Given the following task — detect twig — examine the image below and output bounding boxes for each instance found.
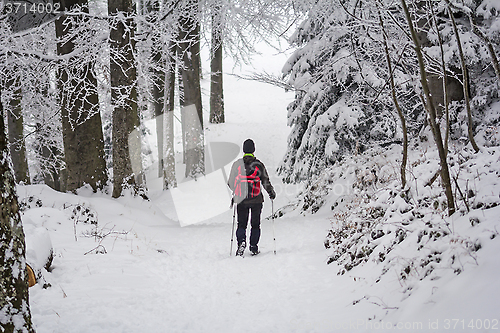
[84,244,107,255]
[228,72,303,92]
[425,169,441,187]
[60,285,68,298]
[452,173,470,213]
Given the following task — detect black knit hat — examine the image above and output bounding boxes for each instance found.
[243,139,255,153]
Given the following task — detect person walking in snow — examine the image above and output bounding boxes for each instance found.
[228,139,276,256]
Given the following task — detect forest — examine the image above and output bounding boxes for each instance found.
[1,0,499,331]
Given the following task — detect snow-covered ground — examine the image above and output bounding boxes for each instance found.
[20,45,500,332]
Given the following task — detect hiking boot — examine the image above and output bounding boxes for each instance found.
[236,241,246,256]
[250,245,259,256]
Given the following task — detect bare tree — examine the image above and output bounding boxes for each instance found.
[162,41,178,189]
[379,10,408,189]
[109,0,146,198]
[429,0,451,154]
[5,78,30,184]
[55,0,108,192]
[152,38,177,189]
[178,0,204,178]
[144,0,178,188]
[401,0,455,216]
[210,0,224,124]
[150,4,166,179]
[444,0,479,153]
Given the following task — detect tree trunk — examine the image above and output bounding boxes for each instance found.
[0,88,36,333]
[55,0,108,192]
[178,1,204,178]
[34,121,65,191]
[379,11,408,189]
[152,28,165,179]
[411,1,463,120]
[162,41,177,189]
[430,3,450,154]
[210,1,224,124]
[6,80,30,184]
[178,65,186,165]
[109,0,146,198]
[152,26,177,188]
[401,0,455,216]
[445,0,480,153]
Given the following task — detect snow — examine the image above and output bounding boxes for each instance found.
[17,44,500,333]
[24,217,53,272]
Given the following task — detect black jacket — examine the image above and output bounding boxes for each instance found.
[228,154,275,204]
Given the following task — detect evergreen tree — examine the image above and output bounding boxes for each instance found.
[279,0,407,183]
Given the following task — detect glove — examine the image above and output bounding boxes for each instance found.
[269,190,276,200]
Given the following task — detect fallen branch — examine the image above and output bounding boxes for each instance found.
[425,169,441,187]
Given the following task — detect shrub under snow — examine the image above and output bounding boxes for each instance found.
[285,142,500,310]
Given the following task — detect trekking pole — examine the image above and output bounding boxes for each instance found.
[272,199,276,255]
[230,200,236,256]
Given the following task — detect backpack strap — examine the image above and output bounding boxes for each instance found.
[234,165,243,197]
[233,164,261,199]
[250,166,261,197]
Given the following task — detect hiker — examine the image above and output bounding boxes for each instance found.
[228,139,276,256]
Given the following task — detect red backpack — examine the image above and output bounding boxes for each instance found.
[233,164,261,201]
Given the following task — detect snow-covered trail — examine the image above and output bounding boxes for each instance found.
[117,214,340,333]
[27,190,354,333]
[25,180,500,333]
[24,46,500,332]
[27,48,359,333]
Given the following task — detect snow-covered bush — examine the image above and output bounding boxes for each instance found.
[20,211,54,289]
[18,189,135,261]
[19,195,43,212]
[295,143,500,306]
[23,217,54,281]
[64,202,99,225]
[277,0,500,310]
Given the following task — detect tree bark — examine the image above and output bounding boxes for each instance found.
[109,0,145,198]
[152,22,165,179]
[401,0,455,216]
[151,21,177,188]
[178,1,204,178]
[0,88,36,333]
[210,1,225,124]
[6,80,30,184]
[55,0,108,192]
[162,41,177,189]
[34,121,65,191]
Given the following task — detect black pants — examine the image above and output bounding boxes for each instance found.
[236,202,263,248]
